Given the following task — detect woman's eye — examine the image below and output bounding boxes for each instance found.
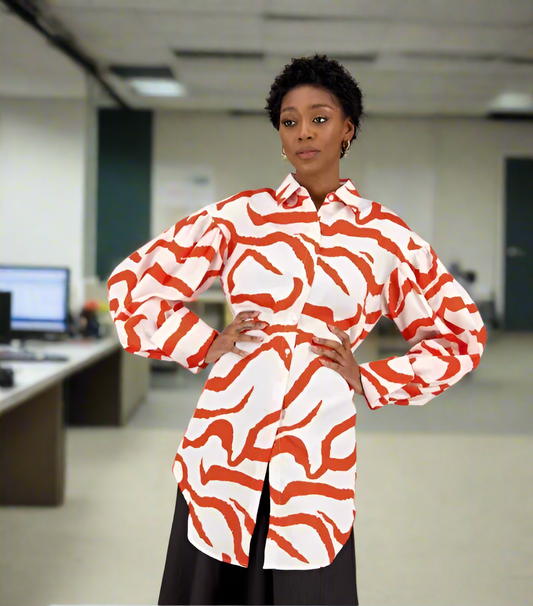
[282,116,328,127]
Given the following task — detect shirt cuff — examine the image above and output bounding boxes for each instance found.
[358,357,416,410]
[150,309,219,374]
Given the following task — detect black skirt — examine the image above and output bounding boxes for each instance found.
[157,468,359,606]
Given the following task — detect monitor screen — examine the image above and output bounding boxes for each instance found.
[0,266,70,335]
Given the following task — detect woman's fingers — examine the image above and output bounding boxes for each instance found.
[327,324,351,347]
[235,310,260,324]
[238,321,267,332]
[312,336,340,348]
[311,329,350,364]
[240,334,264,342]
[236,309,260,318]
[310,344,344,364]
[231,344,248,356]
[212,311,265,359]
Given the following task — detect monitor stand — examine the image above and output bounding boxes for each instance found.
[0,291,12,346]
[0,339,28,353]
[0,337,48,353]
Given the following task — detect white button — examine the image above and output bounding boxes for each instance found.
[328,194,335,201]
[285,347,291,355]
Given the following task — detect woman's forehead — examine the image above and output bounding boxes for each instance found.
[281,85,340,111]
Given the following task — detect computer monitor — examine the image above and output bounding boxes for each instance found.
[0,266,70,339]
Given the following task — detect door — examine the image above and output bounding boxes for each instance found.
[504,158,533,331]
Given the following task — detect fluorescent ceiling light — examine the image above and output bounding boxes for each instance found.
[489,92,533,112]
[129,78,187,97]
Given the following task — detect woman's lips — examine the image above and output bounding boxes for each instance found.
[296,150,320,160]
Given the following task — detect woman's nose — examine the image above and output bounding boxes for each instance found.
[298,122,313,140]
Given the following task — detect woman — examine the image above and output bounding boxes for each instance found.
[107,54,486,605]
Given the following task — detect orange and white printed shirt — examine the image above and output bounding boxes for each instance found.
[108,172,486,570]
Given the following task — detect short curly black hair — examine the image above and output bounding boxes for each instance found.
[264,54,366,155]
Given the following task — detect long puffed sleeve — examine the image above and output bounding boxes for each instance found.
[107,207,228,374]
[358,243,486,409]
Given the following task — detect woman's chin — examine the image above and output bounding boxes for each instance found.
[292,160,323,173]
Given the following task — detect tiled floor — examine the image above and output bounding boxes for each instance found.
[1,331,532,606]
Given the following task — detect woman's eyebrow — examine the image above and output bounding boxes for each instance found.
[280,103,334,115]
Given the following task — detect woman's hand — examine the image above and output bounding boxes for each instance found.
[310,324,364,396]
[204,310,267,364]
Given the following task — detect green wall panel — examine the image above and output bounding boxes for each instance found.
[97,109,152,282]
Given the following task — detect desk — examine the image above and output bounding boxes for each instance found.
[0,337,149,506]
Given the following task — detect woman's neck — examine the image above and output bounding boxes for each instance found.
[293,170,341,210]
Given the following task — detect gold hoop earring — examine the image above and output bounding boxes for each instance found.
[281,148,288,162]
[341,140,351,158]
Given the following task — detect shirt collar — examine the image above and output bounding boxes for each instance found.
[275,172,362,211]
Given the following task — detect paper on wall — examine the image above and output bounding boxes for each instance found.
[158,166,215,212]
[153,165,215,237]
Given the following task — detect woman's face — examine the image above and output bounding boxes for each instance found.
[278,84,354,175]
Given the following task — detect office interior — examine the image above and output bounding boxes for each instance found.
[0,1,532,605]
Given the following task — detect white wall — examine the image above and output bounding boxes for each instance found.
[82,78,100,280]
[152,111,533,319]
[0,97,90,311]
[430,119,533,322]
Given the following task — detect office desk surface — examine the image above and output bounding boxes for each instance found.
[0,336,122,416]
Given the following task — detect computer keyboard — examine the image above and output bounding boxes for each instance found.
[0,350,69,362]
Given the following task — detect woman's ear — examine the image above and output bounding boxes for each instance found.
[345,119,355,140]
